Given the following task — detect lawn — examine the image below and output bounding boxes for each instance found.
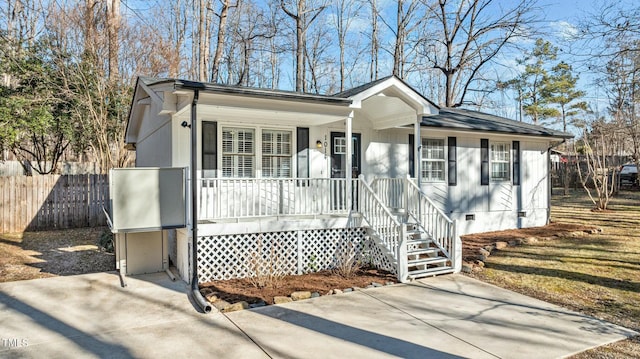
[467,189,640,358]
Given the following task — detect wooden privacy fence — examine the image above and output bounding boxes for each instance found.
[0,174,109,233]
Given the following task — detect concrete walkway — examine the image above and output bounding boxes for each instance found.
[0,272,635,358]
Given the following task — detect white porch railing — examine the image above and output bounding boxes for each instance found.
[198,178,358,221]
[358,176,408,282]
[371,177,406,210]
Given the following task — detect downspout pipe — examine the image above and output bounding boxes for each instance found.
[546,139,567,225]
[190,90,212,313]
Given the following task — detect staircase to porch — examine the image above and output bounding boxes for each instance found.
[360,177,458,282]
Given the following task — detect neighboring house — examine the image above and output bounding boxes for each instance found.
[115,75,571,291]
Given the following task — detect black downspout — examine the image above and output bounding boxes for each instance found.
[191,90,212,313]
[547,139,566,225]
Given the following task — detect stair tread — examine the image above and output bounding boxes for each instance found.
[408,257,449,265]
[408,248,439,255]
[408,267,455,277]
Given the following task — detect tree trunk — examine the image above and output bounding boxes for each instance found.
[211,0,230,83]
[106,0,120,82]
[370,0,379,81]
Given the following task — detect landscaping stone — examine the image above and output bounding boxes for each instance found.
[479,254,488,262]
[484,244,496,252]
[249,301,267,308]
[326,289,334,295]
[475,260,485,268]
[366,285,374,289]
[212,300,231,311]
[472,265,483,273]
[514,238,525,245]
[343,288,353,293]
[333,289,343,295]
[495,241,508,250]
[462,264,473,273]
[385,281,394,286]
[372,282,383,287]
[569,231,585,238]
[479,248,490,257]
[524,237,538,244]
[274,296,293,304]
[311,292,320,298]
[205,294,219,303]
[200,288,213,296]
[290,291,312,301]
[508,240,517,246]
[222,301,249,313]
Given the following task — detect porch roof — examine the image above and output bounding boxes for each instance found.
[421,108,574,139]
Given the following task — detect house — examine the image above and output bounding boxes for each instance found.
[114,75,571,308]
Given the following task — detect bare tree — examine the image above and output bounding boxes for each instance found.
[280,0,327,92]
[106,0,120,81]
[419,0,539,107]
[332,0,362,91]
[368,0,379,81]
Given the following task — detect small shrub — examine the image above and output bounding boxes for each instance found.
[97,230,114,253]
[333,241,361,279]
[247,237,287,289]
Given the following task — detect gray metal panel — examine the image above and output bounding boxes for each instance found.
[110,168,186,233]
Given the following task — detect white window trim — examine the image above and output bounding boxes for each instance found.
[216,124,296,178]
[421,137,446,183]
[490,141,511,182]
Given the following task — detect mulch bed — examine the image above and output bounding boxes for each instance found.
[200,267,397,305]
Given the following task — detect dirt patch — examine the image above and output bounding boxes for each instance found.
[201,268,397,305]
[0,227,115,282]
[461,222,600,263]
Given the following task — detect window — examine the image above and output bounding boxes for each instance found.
[334,137,346,154]
[490,142,510,181]
[262,129,292,177]
[222,127,254,177]
[421,138,445,182]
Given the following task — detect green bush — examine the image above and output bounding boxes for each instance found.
[97,230,114,253]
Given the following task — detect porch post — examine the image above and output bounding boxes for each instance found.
[346,111,354,211]
[414,117,421,186]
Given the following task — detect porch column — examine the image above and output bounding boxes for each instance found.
[346,111,354,210]
[414,116,421,186]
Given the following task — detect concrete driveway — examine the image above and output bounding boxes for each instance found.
[0,272,635,358]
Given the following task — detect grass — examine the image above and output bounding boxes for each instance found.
[467,189,640,358]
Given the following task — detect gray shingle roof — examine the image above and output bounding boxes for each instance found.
[138,77,352,105]
[422,108,573,139]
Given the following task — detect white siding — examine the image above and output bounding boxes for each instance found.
[135,104,173,167]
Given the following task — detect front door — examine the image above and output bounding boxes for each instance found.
[330,132,361,178]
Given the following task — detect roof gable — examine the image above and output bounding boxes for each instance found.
[335,76,439,115]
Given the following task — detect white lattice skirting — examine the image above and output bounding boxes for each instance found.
[197,227,394,282]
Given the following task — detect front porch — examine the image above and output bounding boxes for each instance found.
[194,176,461,283]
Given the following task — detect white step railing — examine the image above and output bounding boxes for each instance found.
[358,175,408,282]
[405,178,456,260]
[198,178,357,220]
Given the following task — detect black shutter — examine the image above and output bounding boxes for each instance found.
[481,139,489,186]
[297,127,309,178]
[408,134,415,178]
[512,140,520,186]
[202,121,217,177]
[448,137,457,186]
